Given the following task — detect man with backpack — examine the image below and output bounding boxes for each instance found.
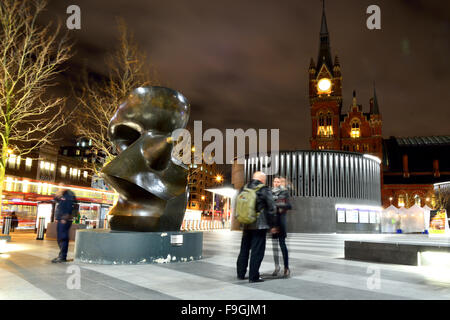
[235,171,277,283]
[52,185,77,263]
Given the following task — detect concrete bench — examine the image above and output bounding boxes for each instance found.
[345,240,450,266]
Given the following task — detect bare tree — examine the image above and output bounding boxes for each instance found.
[435,184,450,211]
[74,19,157,172]
[0,1,72,203]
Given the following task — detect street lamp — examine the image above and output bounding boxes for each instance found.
[215,175,223,183]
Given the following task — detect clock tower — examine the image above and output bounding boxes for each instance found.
[310,1,343,151]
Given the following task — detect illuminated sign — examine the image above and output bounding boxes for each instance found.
[429,209,449,236]
[359,211,369,224]
[345,210,359,223]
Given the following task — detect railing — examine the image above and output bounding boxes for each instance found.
[97,218,230,231]
[180,219,230,231]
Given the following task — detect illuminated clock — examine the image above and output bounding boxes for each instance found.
[317,78,332,94]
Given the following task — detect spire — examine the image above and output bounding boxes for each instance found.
[334,55,340,66]
[317,0,333,72]
[352,90,357,107]
[320,0,328,35]
[371,83,380,114]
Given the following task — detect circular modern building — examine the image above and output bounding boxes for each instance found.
[232,150,382,233]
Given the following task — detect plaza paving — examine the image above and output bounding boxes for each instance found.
[1,230,450,300]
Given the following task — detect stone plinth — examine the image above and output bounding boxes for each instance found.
[74,229,202,265]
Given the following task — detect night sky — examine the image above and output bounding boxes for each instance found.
[42,0,450,152]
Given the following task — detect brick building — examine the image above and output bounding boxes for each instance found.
[308,3,449,211]
[186,147,223,214]
[2,144,115,229]
[381,136,450,209]
[309,3,382,160]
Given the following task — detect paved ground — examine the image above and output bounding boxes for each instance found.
[1,230,450,300]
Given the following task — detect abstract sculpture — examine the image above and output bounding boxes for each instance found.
[101,86,190,232]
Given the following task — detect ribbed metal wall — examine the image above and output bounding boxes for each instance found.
[244,151,381,202]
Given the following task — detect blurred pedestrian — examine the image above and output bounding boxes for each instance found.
[11,211,19,232]
[271,177,292,278]
[52,185,76,263]
[235,171,277,283]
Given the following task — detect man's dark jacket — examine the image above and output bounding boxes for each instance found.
[54,190,76,221]
[239,179,276,230]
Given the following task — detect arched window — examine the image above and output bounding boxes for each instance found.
[325,112,333,136]
[350,119,361,138]
[398,194,405,207]
[414,194,421,206]
[317,112,333,137]
[317,113,325,136]
[319,113,325,126]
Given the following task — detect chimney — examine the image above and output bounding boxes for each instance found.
[402,154,410,178]
[433,159,440,177]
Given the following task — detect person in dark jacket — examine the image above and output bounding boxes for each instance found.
[52,185,76,263]
[236,171,277,283]
[10,212,19,232]
[271,177,292,278]
[11,211,19,232]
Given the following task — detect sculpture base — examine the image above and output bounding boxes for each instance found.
[74,229,202,265]
[0,235,11,242]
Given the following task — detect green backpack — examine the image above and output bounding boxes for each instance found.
[236,184,265,224]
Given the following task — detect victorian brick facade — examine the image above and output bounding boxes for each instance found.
[309,4,383,160]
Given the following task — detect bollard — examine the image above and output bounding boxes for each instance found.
[36,216,46,240]
[104,218,109,229]
[2,217,12,235]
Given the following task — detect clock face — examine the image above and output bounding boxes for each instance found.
[317,78,332,93]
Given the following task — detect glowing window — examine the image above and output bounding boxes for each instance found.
[350,120,361,138]
[317,113,333,137]
[22,180,29,193]
[61,165,67,177]
[16,156,21,170]
[8,155,16,169]
[25,158,32,171]
[398,195,405,207]
[414,195,421,206]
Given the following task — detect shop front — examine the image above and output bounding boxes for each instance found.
[0,176,117,231]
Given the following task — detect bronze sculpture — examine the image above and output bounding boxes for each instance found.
[101,86,190,232]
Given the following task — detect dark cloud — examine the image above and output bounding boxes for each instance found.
[41,0,450,153]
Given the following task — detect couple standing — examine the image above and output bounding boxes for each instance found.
[236,171,291,283]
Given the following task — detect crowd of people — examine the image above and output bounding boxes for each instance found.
[235,171,291,283]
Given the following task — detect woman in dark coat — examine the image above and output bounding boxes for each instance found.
[271,177,292,278]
